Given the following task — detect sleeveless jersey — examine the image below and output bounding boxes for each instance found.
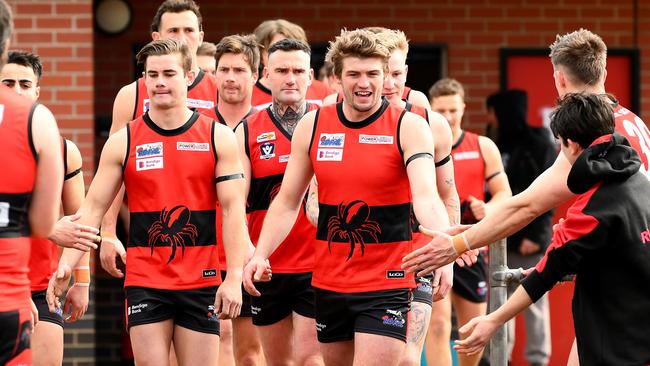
[404,100,428,121]
[0,87,38,311]
[452,131,486,224]
[133,69,218,119]
[244,104,319,273]
[309,99,414,293]
[28,138,71,292]
[123,111,220,290]
[252,79,330,110]
[614,104,650,181]
[208,107,254,270]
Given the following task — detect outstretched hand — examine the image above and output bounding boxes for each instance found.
[402,225,471,276]
[49,214,99,251]
[46,264,73,314]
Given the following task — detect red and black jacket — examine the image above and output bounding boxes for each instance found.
[522,133,650,365]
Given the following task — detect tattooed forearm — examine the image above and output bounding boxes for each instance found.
[271,100,308,135]
[306,176,319,227]
[445,198,461,225]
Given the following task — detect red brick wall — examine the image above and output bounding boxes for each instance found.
[95,0,648,134]
[7,1,95,365]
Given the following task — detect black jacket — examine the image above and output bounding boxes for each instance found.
[523,133,650,365]
[489,90,556,252]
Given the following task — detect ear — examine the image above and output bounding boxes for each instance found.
[404,64,409,77]
[252,70,259,83]
[198,30,204,45]
[186,69,196,86]
[151,32,161,41]
[602,69,607,84]
[308,68,314,86]
[34,85,40,99]
[262,66,269,80]
[566,138,583,155]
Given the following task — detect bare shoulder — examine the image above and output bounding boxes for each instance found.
[111,81,137,133]
[407,89,432,110]
[65,139,83,172]
[322,93,338,106]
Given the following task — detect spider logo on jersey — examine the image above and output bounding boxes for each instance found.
[147,205,198,264]
[327,200,381,260]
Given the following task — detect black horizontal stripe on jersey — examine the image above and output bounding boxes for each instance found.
[317,202,412,244]
[0,192,32,238]
[128,209,216,248]
[247,174,283,213]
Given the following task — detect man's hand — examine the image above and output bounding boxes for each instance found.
[46,264,72,313]
[214,273,243,320]
[63,283,89,323]
[100,236,127,278]
[432,262,454,302]
[454,314,500,355]
[519,238,541,256]
[29,298,39,329]
[402,225,470,276]
[242,256,272,297]
[468,195,487,221]
[49,214,99,251]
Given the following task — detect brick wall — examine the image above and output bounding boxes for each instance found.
[8,1,95,365]
[95,0,648,134]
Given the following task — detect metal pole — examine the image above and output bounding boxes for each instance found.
[488,238,508,366]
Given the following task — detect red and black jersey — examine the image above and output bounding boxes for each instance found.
[402,86,412,100]
[613,104,650,181]
[252,79,330,111]
[0,86,38,311]
[133,69,218,119]
[309,99,414,293]
[123,111,220,290]
[452,131,486,224]
[244,104,318,273]
[522,133,650,365]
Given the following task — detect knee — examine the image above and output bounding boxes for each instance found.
[237,354,264,366]
[428,313,452,339]
[234,344,263,366]
[398,351,421,366]
[296,352,324,366]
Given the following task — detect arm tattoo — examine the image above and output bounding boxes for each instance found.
[271,100,308,135]
[445,195,461,226]
[306,177,319,226]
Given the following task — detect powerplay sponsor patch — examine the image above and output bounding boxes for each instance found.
[177,142,210,151]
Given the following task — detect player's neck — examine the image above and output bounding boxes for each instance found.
[148,104,194,130]
[259,76,271,89]
[217,100,252,129]
[270,100,308,136]
[452,127,463,143]
[342,99,383,123]
[565,83,606,95]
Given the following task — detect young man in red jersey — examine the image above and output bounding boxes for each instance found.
[1,50,93,366]
[426,78,511,366]
[403,27,650,366]
[48,39,248,366]
[204,34,264,366]
[252,19,331,110]
[244,29,452,366]
[237,38,323,366]
[0,1,65,364]
[455,93,650,366]
[101,0,219,277]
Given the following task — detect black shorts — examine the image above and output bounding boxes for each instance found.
[412,275,434,306]
[251,273,315,326]
[0,307,31,365]
[221,271,253,317]
[125,286,220,335]
[453,252,488,303]
[32,290,64,327]
[314,287,410,343]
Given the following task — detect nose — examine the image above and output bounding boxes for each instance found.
[357,74,370,88]
[12,84,23,95]
[285,72,296,86]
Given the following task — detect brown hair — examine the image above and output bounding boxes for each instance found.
[428,78,465,101]
[325,29,390,78]
[197,41,216,57]
[136,38,192,74]
[253,19,307,52]
[373,28,409,54]
[215,34,260,73]
[150,0,202,33]
[549,29,607,86]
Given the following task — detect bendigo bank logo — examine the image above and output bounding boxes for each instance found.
[327,200,381,261]
[147,205,198,264]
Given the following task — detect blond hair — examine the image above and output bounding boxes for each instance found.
[428,78,465,101]
[374,28,409,54]
[325,29,390,78]
[215,34,260,73]
[197,41,216,57]
[136,38,192,73]
[549,29,607,86]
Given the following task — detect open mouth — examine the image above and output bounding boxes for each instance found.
[355,91,372,98]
